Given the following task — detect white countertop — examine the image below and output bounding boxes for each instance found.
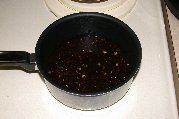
[0,0,178,118]
[167,7,179,71]
[166,5,179,112]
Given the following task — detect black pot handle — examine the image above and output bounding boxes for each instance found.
[0,51,38,72]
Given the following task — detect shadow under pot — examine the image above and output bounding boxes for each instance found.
[0,12,142,110]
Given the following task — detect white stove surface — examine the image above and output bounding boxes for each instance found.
[0,0,178,119]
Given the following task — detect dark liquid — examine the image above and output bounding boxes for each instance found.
[47,35,132,94]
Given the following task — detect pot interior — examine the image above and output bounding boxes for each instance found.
[36,13,142,95]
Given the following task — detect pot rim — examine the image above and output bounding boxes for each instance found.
[35,12,142,96]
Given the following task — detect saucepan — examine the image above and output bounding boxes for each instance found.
[0,12,142,110]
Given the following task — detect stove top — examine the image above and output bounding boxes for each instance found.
[44,0,136,18]
[0,0,178,118]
